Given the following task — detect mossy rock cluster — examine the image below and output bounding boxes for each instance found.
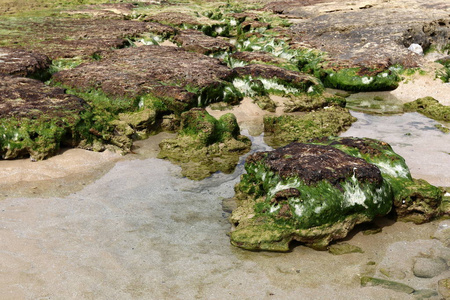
[404,96,450,122]
[229,137,445,251]
[158,108,251,180]
[263,106,357,148]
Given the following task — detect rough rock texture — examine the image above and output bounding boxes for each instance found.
[0,75,86,160]
[269,0,450,68]
[263,106,356,147]
[0,48,50,78]
[263,0,450,90]
[234,63,321,93]
[404,96,450,122]
[0,75,84,119]
[173,29,235,55]
[0,18,175,59]
[53,45,240,113]
[229,137,444,251]
[158,108,251,180]
[63,3,141,19]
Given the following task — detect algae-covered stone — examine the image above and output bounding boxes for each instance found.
[328,243,364,255]
[263,106,356,147]
[323,68,401,92]
[158,108,250,180]
[0,75,85,160]
[360,276,415,294]
[229,137,444,251]
[404,96,450,122]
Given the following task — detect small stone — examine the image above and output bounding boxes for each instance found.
[328,243,364,255]
[438,278,450,299]
[360,276,415,294]
[413,289,438,298]
[413,257,448,278]
[408,43,424,56]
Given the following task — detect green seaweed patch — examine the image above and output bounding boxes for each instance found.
[0,115,77,161]
[236,161,392,230]
[316,137,445,223]
[263,106,357,148]
[323,68,401,92]
[404,96,450,122]
[232,75,321,99]
[63,88,157,153]
[158,108,251,180]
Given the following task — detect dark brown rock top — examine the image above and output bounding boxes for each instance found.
[173,29,235,55]
[0,75,85,119]
[53,45,235,98]
[247,142,383,186]
[0,48,50,77]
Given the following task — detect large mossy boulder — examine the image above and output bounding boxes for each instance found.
[158,108,251,180]
[229,137,444,251]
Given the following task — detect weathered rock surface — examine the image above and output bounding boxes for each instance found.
[0,18,175,59]
[0,75,85,160]
[63,3,142,19]
[173,29,235,55]
[404,96,450,122]
[413,257,448,278]
[158,108,250,180]
[0,48,50,78]
[53,45,240,113]
[263,106,356,147]
[267,0,450,68]
[229,137,444,251]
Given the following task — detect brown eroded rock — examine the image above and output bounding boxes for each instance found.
[0,48,50,78]
[0,18,176,59]
[52,45,239,112]
[173,29,235,55]
[266,0,450,70]
[0,75,85,119]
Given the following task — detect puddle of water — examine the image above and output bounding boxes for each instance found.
[341,111,450,187]
[345,92,404,114]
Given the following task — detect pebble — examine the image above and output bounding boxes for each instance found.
[413,257,448,278]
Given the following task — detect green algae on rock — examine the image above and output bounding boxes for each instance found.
[229,137,445,251]
[158,108,250,180]
[263,106,357,148]
[404,96,450,122]
[0,75,85,160]
[323,68,401,92]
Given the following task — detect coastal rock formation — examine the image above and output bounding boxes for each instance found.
[158,108,250,180]
[53,45,241,113]
[0,48,50,78]
[263,106,356,147]
[229,137,444,251]
[0,18,176,59]
[0,75,85,160]
[265,0,450,90]
[173,29,235,55]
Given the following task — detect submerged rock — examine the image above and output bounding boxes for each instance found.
[229,137,444,251]
[158,108,250,180]
[404,96,450,122]
[263,106,356,147]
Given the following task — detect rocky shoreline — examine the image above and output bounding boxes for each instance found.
[0,0,449,298]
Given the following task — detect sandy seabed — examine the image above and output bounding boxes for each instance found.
[0,74,449,299]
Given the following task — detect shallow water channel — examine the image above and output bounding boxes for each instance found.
[0,111,449,299]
